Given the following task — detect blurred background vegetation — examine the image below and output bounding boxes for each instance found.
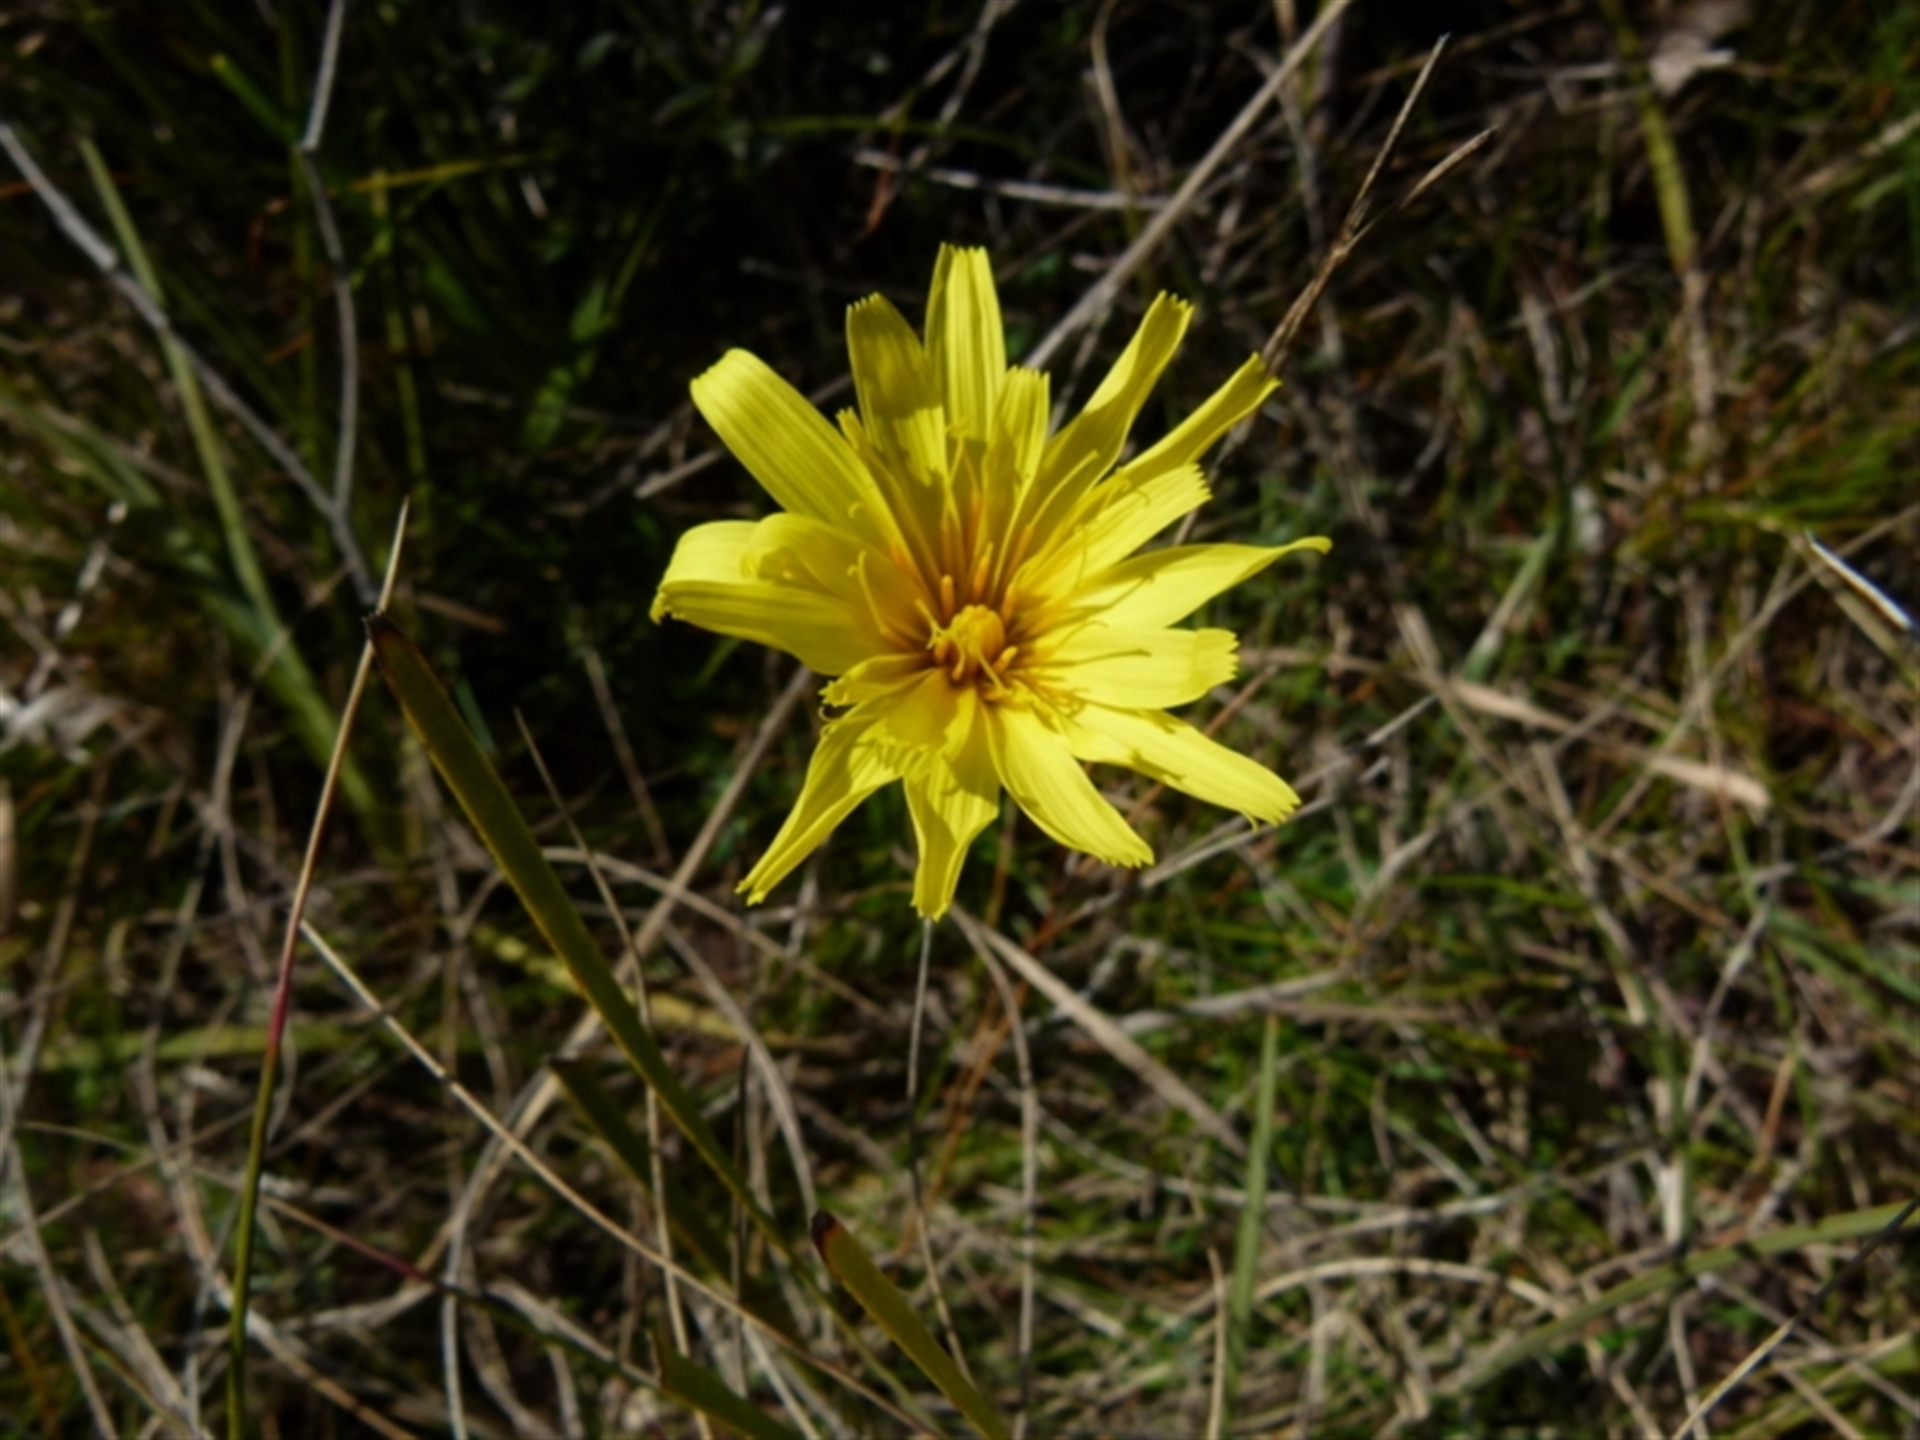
[1,0,1915,1433]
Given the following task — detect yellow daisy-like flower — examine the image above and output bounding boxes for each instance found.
[652,246,1329,918]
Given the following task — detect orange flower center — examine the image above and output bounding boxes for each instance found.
[927,603,1015,690]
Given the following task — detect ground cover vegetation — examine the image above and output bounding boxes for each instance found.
[0,0,1915,1434]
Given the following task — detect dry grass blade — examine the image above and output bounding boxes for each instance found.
[0,1128,116,1436]
[1025,0,1356,368]
[973,941,1037,1436]
[0,122,374,601]
[658,917,818,1218]
[1438,676,1771,811]
[300,922,928,1432]
[1673,1199,1920,1438]
[4,4,1913,1432]
[951,908,1244,1154]
[1804,531,1918,640]
[1261,34,1465,374]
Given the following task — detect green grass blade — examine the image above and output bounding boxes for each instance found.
[36,1019,355,1071]
[653,1336,805,1440]
[207,53,297,144]
[1725,1333,1919,1440]
[0,378,162,510]
[1222,1012,1280,1424]
[78,137,274,631]
[366,617,772,1227]
[1448,1201,1919,1394]
[548,1058,735,1284]
[75,134,379,826]
[811,1210,1011,1440]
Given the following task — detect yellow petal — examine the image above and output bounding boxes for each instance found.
[1035,293,1191,500]
[853,549,930,650]
[925,246,1005,441]
[1064,703,1301,823]
[652,583,881,676]
[739,709,903,905]
[872,668,967,753]
[691,350,898,546]
[822,652,929,708]
[902,689,999,918]
[847,295,947,489]
[987,703,1151,867]
[1113,354,1275,484]
[1077,463,1211,570]
[1076,537,1332,629]
[653,515,888,672]
[650,520,757,621]
[1043,626,1239,709]
[1024,464,1211,599]
[985,365,1050,495]
[744,513,868,600]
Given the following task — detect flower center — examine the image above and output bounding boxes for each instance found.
[927,603,1013,689]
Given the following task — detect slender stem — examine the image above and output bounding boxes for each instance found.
[225,504,407,1438]
[974,945,1036,1438]
[907,920,934,1116]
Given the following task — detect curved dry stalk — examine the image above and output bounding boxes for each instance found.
[225,501,408,1437]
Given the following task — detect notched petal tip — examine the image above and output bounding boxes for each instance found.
[687,347,755,400]
[926,245,1006,441]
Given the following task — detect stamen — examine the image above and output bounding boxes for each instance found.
[968,540,996,607]
[979,643,1020,697]
[922,603,1009,690]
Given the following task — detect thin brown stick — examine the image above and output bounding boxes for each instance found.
[583,644,673,866]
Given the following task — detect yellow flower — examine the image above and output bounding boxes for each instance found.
[653,246,1329,918]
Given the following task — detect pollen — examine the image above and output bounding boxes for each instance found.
[927,603,1010,688]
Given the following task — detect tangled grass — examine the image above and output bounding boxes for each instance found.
[1,1,1915,1433]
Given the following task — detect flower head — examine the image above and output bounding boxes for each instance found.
[653,246,1328,918]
